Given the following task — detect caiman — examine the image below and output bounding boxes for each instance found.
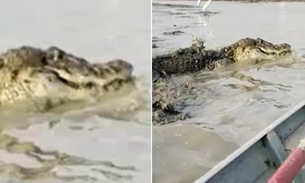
[0,46,136,112]
[152,37,293,125]
[153,37,292,76]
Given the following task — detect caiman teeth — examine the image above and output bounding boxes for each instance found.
[257,47,289,56]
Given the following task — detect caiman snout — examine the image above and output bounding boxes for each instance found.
[104,59,134,78]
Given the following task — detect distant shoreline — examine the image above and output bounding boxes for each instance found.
[156,0,305,2]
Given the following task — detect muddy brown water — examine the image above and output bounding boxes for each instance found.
[153,1,305,182]
[0,0,151,183]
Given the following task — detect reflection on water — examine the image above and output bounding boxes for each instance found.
[153,1,305,182]
[153,125,238,183]
[0,131,135,181]
[0,0,151,182]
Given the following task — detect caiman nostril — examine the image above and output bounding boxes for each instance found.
[281,43,291,50]
[46,46,65,61]
[106,59,134,77]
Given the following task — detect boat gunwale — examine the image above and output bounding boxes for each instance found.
[194,100,305,183]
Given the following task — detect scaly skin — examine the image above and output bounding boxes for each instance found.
[152,37,292,76]
[0,46,135,112]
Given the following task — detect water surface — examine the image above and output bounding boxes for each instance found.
[153,1,305,182]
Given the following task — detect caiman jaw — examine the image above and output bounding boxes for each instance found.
[257,45,291,57]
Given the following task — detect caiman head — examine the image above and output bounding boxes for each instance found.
[221,38,292,63]
[0,46,135,111]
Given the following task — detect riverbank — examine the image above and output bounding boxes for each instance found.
[157,0,305,2]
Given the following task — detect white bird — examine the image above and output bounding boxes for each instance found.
[197,0,212,12]
[196,0,201,6]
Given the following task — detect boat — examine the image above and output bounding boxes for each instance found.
[194,100,305,183]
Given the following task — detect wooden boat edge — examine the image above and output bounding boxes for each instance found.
[194,100,305,183]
